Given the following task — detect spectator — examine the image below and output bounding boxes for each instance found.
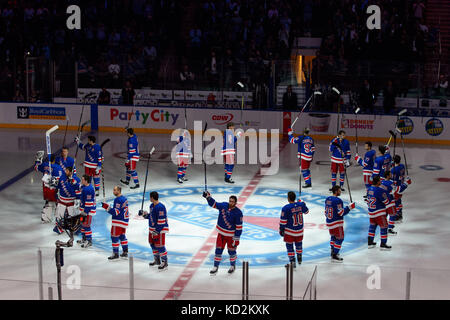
[205,50,219,90]
[12,89,24,102]
[179,64,195,88]
[434,75,448,97]
[97,88,111,105]
[282,85,298,110]
[108,59,121,87]
[121,81,135,105]
[359,79,376,114]
[383,80,397,115]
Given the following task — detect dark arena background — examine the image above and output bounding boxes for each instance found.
[0,0,450,311]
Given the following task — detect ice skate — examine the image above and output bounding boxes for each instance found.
[210,266,219,275]
[149,256,161,267]
[108,253,120,261]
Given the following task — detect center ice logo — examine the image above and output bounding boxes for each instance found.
[91,186,368,267]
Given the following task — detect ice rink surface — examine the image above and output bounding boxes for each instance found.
[1,128,450,300]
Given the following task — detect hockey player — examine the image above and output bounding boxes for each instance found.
[221,122,243,184]
[372,145,388,180]
[391,155,409,223]
[120,128,140,189]
[203,190,243,274]
[102,186,129,261]
[279,191,309,267]
[381,171,399,235]
[354,141,376,196]
[34,153,64,223]
[139,191,169,270]
[288,127,315,188]
[55,147,77,176]
[175,129,192,184]
[329,130,351,191]
[325,185,356,262]
[77,174,96,248]
[366,176,396,250]
[75,135,102,196]
[54,167,81,235]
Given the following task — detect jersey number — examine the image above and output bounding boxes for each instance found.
[367,197,377,209]
[325,207,333,219]
[304,144,311,153]
[292,213,303,226]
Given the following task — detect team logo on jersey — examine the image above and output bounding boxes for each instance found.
[425,118,444,137]
[92,186,368,267]
[397,117,414,135]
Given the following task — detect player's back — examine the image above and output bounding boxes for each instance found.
[324,196,345,228]
[281,201,308,233]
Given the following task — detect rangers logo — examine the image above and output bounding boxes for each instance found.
[92,186,368,267]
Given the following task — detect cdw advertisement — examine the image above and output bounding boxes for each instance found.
[98,105,282,131]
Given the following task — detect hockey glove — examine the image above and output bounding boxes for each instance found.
[74,136,81,144]
[101,202,110,211]
[406,177,412,185]
[349,202,356,210]
[138,209,148,217]
[125,161,130,169]
[355,154,361,162]
[287,127,293,135]
[232,237,240,247]
[95,166,101,175]
[35,150,45,163]
[151,230,159,237]
[344,159,350,168]
[279,229,285,237]
[49,176,58,188]
[202,191,210,198]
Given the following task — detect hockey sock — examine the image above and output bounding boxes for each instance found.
[177,167,183,179]
[182,167,186,178]
[81,228,86,240]
[131,170,139,185]
[126,170,131,182]
[333,238,343,255]
[339,173,345,187]
[330,237,335,251]
[112,237,120,254]
[225,164,233,179]
[119,234,128,251]
[302,170,311,185]
[331,173,337,186]
[295,241,303,259]
[368,224,376,242]
[380,228,388,244]
[228,249,237,266]
[158,246,168,262]
[94,176,101,192]
[214,248,224,267]
[84,226,92,241]
[150,244,159,259]
[286,243,295,262]
[388,215,396,229]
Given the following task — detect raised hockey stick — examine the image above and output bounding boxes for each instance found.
[396,127,409,176]
[140,146,156,212]
[203,122,208,191]
[126,93,141,130]
[291,91,321,128]
[46,125,59,176]
[62,115,70,148]
[74,120,91,161]
[355,107,360,153]
[99,138,111,202]
[237,82,245,127]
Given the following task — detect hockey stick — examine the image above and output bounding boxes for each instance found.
[99,139,111,202]
[291,91,321,128]
[140,146,156,213]
[46,125,59,176]
[237,82,244,127]
[396,127,409,176]
[336,144,352,203]
[74,120,91,161]
[126,93,141,130]
[62,115,70,148]
[354,107,360,154]
[203,122,208,191]
[332,87,342,135]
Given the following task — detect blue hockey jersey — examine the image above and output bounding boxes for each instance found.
[391,164,406,186]
[221,129,242,156]
[78,142,102,169]
[329,137,351,163]
[383,151,392,174]
[207,197,243,240]
[280,200,309,236]
[57,174,81,205]
[80,184,96,216]
[356,149,376,175]
[366,185,395,218]
[324,196,351,230]
[127,134,140,161]
[105,195,129,228]
[372,155,386,179]
[55,156,77,176]
[35,161,64,189]
[176,135,192,159]
[145,202,169,234]
[288,133,315,161]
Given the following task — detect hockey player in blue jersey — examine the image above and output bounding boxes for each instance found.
[329,130,351,191]
[391,155,410,223]
[34,153,64,223]
[381,171,398,236]
[120,128,140,189]
[55,147,77,176]
[355,141,376,196]
[280,191,309,267]
[372,145,388,180]
[75,135,102,197]
[221,122,243,184]
[139,191,170,270]
[288,127,315,188]
[203,191,243,274]
[77,174,96,248]
[102,186,129,261]
[175,129,192,184]
[54,167,81,235]
[324,185,355,262]
[367,176,396,250]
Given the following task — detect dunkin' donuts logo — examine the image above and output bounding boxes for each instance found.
[92,186,368,267]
